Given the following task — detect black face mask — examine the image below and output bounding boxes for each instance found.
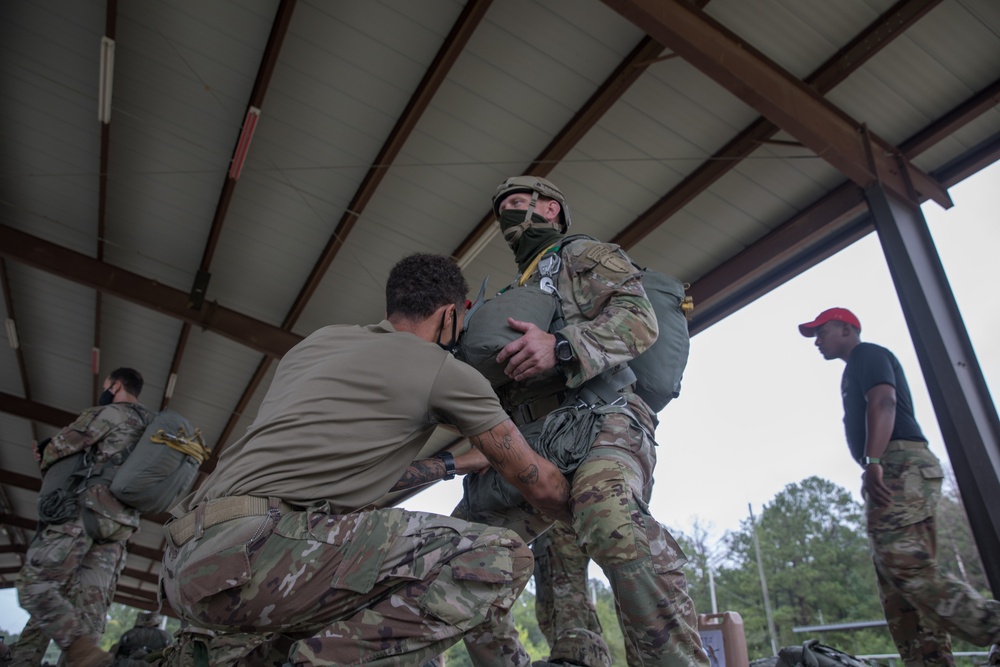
[437,309,459,355]
[498,209,563,273]
[98,388,115,406]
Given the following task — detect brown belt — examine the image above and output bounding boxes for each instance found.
[166,495,293,547]
[510,392,566,427]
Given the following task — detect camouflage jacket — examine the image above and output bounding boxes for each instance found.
[497,237,658,413]
[42,402,154,529]
[42,402,153,470]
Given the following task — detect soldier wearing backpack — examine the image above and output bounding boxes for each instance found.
[14,368,154,667]
[455,176,707,667]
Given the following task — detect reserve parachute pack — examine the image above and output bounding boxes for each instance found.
[109,409,211,514]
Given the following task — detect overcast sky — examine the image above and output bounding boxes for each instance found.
[2,161,997,633]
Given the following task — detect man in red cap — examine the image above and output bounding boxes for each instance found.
[800,307,1000,667]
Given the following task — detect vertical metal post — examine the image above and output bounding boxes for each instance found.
[750,504,779,655]
[865,182,1000,594]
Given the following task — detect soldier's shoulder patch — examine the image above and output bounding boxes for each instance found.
[581,245,631,274]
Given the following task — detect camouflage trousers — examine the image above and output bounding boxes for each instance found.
[9,617,49,667]
[533,521,602,644]
[458,411,709,667]
[16,515,128,651]
[161,503,534,666]
[867,442,1000,667]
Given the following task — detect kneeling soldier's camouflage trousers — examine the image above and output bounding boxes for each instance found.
[161,505,533,666]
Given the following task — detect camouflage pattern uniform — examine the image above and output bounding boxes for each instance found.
[16,402,152,652]
[460,237,709,667]
[533,522,602,644]
[868,441,1000,667]
[162,504,532,666]
[8,617,48,667]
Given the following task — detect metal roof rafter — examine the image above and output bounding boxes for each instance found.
[600,0,952,210]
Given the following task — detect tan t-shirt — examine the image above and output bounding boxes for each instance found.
[182,321,508,513]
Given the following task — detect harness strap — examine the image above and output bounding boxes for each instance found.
[576,365,637,407]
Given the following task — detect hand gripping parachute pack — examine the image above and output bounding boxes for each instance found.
[457,285,559,389]
[109,409,211,514]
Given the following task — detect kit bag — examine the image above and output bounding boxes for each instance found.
[777,640,876,667]
[109,410,210,514]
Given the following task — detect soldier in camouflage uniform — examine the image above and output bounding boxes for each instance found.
[15,368,154,667]
[455,176,709,667]
[160,254,572,667]
[800,308,1000,667]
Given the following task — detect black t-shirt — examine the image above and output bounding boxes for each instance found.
[841,342,926,462]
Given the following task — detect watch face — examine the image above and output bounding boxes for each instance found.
[556,341,572,362]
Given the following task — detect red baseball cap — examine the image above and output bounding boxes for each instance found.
[798,307,861,337]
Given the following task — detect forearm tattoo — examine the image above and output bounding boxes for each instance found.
[390,458,445,492]
[517,464,540,486]
[470,428,515,467]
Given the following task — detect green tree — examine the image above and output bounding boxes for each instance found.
[100,602,139,652]
[937,472,989,594]
[713,477,887,659]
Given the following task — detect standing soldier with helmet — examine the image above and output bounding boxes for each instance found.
[455,176,707,667]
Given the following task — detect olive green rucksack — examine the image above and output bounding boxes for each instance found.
[109,410,211,514]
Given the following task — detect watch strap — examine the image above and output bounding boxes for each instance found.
[861,456,881,466]
[435,451,456,480]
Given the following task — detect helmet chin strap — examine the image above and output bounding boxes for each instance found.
[501,191,551,245]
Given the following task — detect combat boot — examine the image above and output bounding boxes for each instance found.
[64,636,114,667]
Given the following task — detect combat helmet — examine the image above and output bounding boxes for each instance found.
[545,628,612,667]
[135,611,163,627]
[492,175,572,233]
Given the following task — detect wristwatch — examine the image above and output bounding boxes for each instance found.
[861,456,881,467]
[554,333,574,364]
[435,451,456,480]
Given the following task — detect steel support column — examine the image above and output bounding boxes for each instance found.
[865,183,1000,594]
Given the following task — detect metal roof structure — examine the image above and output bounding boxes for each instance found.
[2,0,998,615]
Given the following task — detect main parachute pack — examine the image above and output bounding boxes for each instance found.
[109,409,211,514]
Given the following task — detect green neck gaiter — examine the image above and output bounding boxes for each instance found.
[498,209,564,273]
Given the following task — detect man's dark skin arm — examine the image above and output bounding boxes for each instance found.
[469,419,572,524]
[862,383,896,506]
[391,448,490,492]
